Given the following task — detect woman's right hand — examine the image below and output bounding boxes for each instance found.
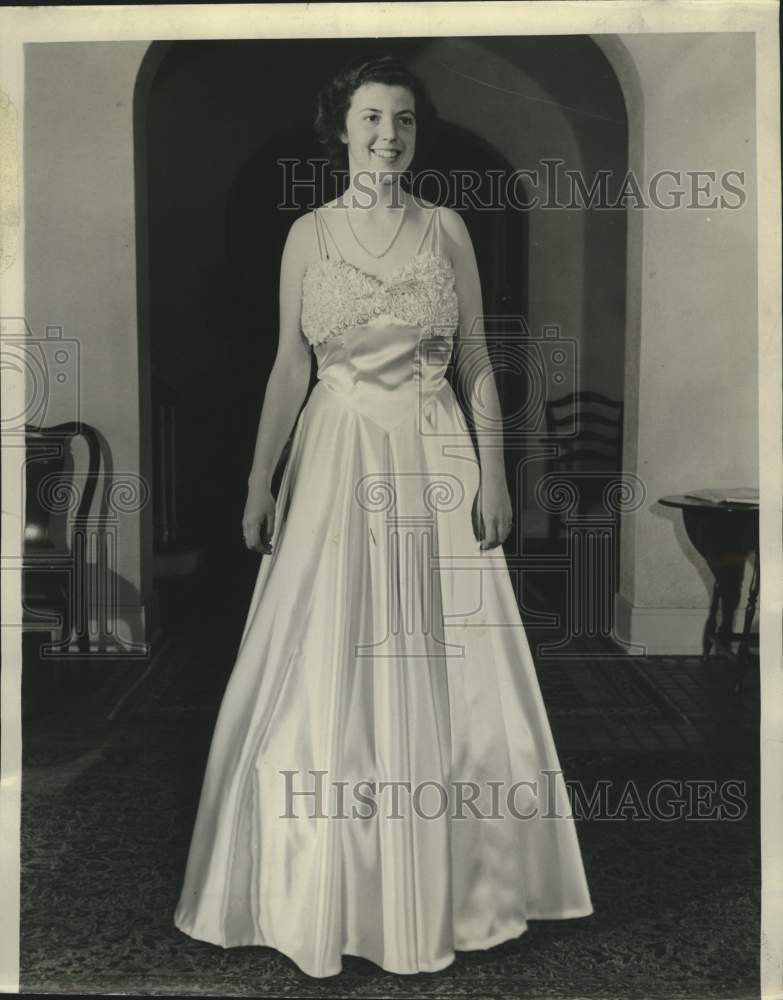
[242,486,276,554]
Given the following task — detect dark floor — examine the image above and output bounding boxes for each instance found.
[18,565,760,998]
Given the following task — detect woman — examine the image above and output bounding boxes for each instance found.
[174,54,593,978]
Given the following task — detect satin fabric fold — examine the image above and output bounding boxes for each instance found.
[174,315,593,978]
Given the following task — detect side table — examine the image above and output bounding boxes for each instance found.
[658,494,759,694]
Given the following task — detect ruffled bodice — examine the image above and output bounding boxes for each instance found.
[299,205,459,347]
[300,250,459,347]
[296,206,460,433]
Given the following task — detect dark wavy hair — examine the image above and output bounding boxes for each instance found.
[314,54,438,173]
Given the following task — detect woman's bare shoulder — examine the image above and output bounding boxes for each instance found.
[282,211,322,266]
[408,195,458,234]
[287,210,317,238]
[434,204,471,253]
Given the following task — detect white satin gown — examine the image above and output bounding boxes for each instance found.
[173,205,593,977]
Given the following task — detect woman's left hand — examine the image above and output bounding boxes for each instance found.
[472,471,514,549]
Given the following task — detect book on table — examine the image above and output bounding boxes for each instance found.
[684,487,759,505]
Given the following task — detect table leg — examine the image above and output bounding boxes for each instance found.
[702,581,720,663]
[734,546,760,695]
[682,507,757,687]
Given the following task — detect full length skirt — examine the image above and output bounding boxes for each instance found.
[174,378,593,977]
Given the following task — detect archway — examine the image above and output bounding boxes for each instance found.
[133,36,629,628]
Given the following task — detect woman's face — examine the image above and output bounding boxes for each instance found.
[339,81,417,186]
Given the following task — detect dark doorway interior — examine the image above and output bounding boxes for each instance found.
[136,36,626,630]
[139,39,532,623]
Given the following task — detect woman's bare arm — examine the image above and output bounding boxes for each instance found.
[246,214,313,492]
[440,206,506,476]
[243,214,314,551]
[440,206,513,547]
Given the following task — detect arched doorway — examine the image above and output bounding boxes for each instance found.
[134,37,628,630]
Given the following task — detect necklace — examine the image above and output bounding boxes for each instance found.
[345,201,407,259]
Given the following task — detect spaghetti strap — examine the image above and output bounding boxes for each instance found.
[313,210,327,261]
[314,208,343,261]
[415,206,439,255]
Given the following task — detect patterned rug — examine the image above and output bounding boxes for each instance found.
[19,626,760,998]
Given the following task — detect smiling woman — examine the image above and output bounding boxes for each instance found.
[313,54,438,184]
[172,52,593,978]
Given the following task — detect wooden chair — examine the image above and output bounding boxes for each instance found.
[544,391,624,544]
[24,421,100,655]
